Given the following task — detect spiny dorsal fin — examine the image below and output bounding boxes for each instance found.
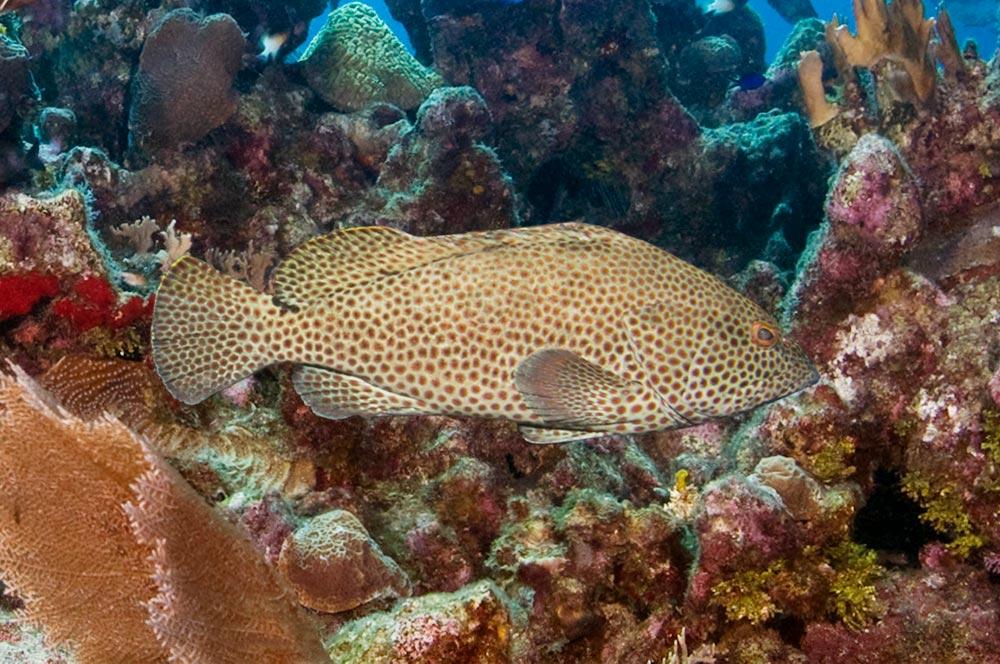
[272,223,616,309]
[273,226,482,309]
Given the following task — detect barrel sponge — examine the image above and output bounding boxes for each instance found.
[128,9,246,152]
[278,509,411,613]
[299,2,443,112]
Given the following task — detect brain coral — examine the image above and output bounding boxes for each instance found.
[128,9,246,153]
[299,2,443,112]
[278,509,412,613]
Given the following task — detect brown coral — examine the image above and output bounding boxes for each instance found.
[277,509,411,613]
[827,0,936,102]
[0,367,166,663]
[128,9,246,153]
[299,2,442,112]
[0,365,327,662]
[797,50,839,128]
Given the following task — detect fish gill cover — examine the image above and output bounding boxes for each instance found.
[0,0,998,662]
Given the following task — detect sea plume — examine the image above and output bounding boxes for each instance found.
[0,365,327,662]
[0,366,166,662]
[125,447,328,664]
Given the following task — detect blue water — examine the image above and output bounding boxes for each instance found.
[298,0,998,66]
[752,0,998,61]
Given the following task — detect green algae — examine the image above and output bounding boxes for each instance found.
[805,435,857,484]
[710,540,882,629]
[711,562,784,625]
[982,408,1000,468]
[902,472,985,558]
[823,540,882,630]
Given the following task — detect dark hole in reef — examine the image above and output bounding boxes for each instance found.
[526,158,632,223]
[852,468,936,562]
[768,614,805,648]
[526,159,578,222]
[505,452,525,480]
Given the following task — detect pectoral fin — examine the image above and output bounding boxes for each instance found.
[292,366,426,419]
[513,348,646,428]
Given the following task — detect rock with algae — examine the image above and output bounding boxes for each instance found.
[278,509,411,614]
[0,188,104,278]
[325,580,514,663]
[299,2,442,112]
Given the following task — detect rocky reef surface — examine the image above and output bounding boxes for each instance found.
[0,0,998,662]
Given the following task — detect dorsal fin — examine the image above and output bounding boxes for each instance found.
[272,222,619,309]
[272,226,480,308]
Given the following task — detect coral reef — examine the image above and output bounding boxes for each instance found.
[0,0,998,660]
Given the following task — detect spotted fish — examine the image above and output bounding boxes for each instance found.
[151,223,817,443]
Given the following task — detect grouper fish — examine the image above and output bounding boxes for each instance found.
[151,223,818,443]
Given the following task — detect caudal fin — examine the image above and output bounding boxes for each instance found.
[151,256,282,405]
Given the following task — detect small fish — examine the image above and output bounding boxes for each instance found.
[735,72,768,91]
[258,32,289,61]
[152,224,817,443]
[704,0,738,14]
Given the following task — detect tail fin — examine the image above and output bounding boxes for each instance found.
[151,256,282,405]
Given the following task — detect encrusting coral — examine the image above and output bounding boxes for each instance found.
[325,580,514,663]
[277,509,412,613]
[300,2,443,112]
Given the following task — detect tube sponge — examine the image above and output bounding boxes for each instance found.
[299,2,443,112]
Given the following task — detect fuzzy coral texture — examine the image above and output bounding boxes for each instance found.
[0,0,999,662]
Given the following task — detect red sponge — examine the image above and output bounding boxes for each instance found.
[0,272,60,321]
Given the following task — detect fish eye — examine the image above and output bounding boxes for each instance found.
[751,321,779,348]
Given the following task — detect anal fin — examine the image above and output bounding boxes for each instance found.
[292,366,426,419]
[514,348,647,428]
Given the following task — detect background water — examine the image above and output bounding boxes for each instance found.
[297,0,999,66]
